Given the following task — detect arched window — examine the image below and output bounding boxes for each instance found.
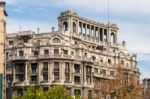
[53,38,61,43]
[63,22,68,31]
[73,22,76,33]
[111,33,115,44]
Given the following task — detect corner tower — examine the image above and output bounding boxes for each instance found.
[0,1,7,99]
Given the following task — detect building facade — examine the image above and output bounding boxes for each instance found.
[6,11,139,99]
[0,1,7,99]
[143,78,150,99]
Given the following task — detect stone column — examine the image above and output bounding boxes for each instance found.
[102,28,105,42]
[77,20,79,34]
[84,65,86,85]
[38,62,42,84]
[94,30,96,40]
[107,28,110,43]
[25,62,28,84]
[89,26,91,38]
[81,22,83,36]
[115,33,117,44]
[85,24,87,37]
[98,28,100,42]
[49,61,53,83]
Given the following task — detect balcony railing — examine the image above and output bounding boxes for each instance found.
[30,70,38,75]
[12,56,28,60]
[15,71,25,75]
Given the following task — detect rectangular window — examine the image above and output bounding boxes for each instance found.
[54,62,59,72]
[74,89,81,96]
[31,63,37,74]
[43,74,48,81]
[34,51,39,56]
[74,76,80,84]
[43,62,48,69]
[19,51,24,56]
[9,41,13,45]
[65,62,70,73]
[101,70,106,75]
[74,64,80,73]
[54,49,59,54]
[110,71,114,76]
[65,74,70,82]
[94,68,98,74]
[44,49,49,54]
[54,73,59,81]
[64,50,68,55]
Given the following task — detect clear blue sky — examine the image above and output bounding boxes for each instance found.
[3,0,150,80]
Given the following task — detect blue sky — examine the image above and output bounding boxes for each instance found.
[3,0,150,80]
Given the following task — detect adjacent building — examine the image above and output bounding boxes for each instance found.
[0,1,7,99]
[6,11,140,99]
[143,78,150,99]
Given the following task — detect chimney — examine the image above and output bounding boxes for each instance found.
[37,28,40,34]
[52,27,55,32]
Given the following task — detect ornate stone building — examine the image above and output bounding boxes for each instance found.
[6,11,139,99]
[0,1,7,99]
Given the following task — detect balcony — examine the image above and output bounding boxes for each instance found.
[29,55,39,60]
[30,70,38,75]
[30,81,38,85]
[52,80,62,85]
[42,68,48,74]
[39,54,51,59]
[15,71,25,75]
[82,57,92,63]
[13,81,26,87]
[12,56,28,61]
[64,81,73,87]
[41,80,50,86]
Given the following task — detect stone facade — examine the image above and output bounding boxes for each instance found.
[0,1,7,99]
[6,11,139,99]
[143,78,150,99]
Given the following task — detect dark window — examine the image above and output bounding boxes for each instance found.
[34,51,39,56]
[54,62,59,72]
[65,74,70,82]
[74,76,80,84]
[63,22,68,31]
[31,63,37,74]
[54,49,59,54]
[65,62,70,73]
[101,70,106,75]
[64,50,68,55]
[110,71,114,76]
[108,59,111,64]
[44,49,49,54]
[54,73,59,81]
[74,89,81,96]
[74,64,80,73]
[19,51,24,56]
[17,88,23,96]
[9,41,13,45]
